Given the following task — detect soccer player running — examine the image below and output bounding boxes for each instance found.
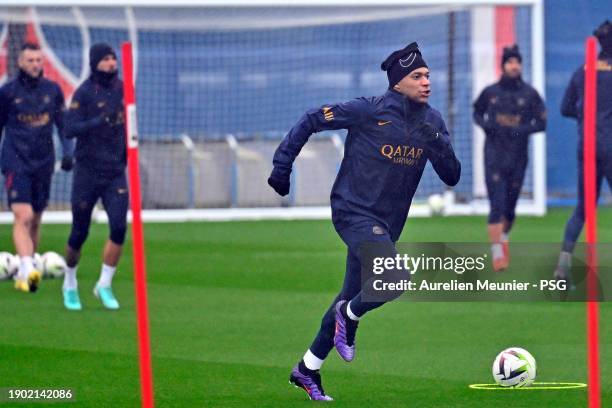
[62,43,127,311]
[0,43,73,293]
[268,42,461,401]
[472,45,546,272]
[554,20,612,283]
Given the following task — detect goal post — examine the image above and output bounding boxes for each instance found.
[0,0,545,222]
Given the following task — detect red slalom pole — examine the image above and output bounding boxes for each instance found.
[583,36,599,408]
[122,42,155,408]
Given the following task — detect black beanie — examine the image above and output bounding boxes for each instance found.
[89,42,116,71]
[381,42,428,89]
[501,44,522,67]
[594,20,612,55]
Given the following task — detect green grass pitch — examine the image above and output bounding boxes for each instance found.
[0,208,610,407]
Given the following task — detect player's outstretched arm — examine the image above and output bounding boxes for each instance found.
[418,119,461,187]
[268,98,372,196]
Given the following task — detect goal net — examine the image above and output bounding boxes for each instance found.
[0,1,544,221]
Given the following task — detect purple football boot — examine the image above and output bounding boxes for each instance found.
[289,362,333,401]
[334,300,359,362]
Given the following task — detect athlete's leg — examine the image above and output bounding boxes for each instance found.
[485,162,508,271]
[555,158,604,282]
[29,169,52,253]
[93,173,128,310]
[334,222,402,362]
[500,160,527,263]
[502,160,527,235]
[290,249,359,402]
[63,167,98,309]
[6,172,42,292]
[308,249,360,361]
[561,161,604,253]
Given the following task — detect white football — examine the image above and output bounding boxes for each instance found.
[427,194,445,216]
[41,251,67,278]
[0,252,19,280]
[492,347,536,388]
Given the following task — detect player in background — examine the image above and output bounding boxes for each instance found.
[0,43,74,293]
[62,43,127,311]
[472,45,546,272]
[268,42,461,401]
[554,20,612,283]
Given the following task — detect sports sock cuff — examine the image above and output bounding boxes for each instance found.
[303,350,324,371]
[98,263,117,287]
[63,266,78,290]
[558,251,572,267]
[491,243,504,260]
[21,256,34,270]
[102,263,116,273]
[18,256,34,280]
[346,301,361,321]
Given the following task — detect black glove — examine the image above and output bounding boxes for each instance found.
[416,121,443,145]
[60,156,74,172]
[482,119,498,133]
[101,111,120,126]
[267,167,291,196]
[416,121,456,159]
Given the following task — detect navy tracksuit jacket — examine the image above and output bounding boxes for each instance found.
[273,89,461,242]
[0,72,72,174]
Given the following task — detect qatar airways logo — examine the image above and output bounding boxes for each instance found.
[18,112,50,127]
[380,144,424,166]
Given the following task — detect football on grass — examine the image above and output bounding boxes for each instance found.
[42,252,67,279]
[492,347,536,388]
[0,252,19,280]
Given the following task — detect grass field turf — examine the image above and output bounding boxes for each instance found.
[0,208,610,407]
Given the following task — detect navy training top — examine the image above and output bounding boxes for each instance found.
[272,89,461,242]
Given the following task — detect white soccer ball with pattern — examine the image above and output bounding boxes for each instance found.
[0,252,19,280]
[427,194,445,216]
[41,252,67,278]
[492,347,536,388]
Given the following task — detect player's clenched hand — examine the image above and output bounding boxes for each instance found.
[415,122,455,158]
[101,111,121,126]
[416,121,441,144]
[267,167,291,196]
[61,156,74,171]
[415,121,449,151]
[482,117,498,133]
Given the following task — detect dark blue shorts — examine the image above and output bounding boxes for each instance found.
[71,166,128,210]
[484,152,527,224]
[68,165,129,249]
[3,170,52,212]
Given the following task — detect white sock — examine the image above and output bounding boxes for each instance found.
[18,256,34,280]
[346,301,360,321]
[501,233,509,242]
[303,349,324,370]
[98,263,116,288]
[558,251,572,268]
[63,266,78,290]
[491,243,504,260]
